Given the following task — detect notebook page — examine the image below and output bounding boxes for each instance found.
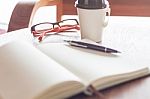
[0,40,82,99]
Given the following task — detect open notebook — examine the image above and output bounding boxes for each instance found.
[0,40,149,99]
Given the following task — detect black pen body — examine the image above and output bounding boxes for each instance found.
[86,45,118,53]
[66,40,120,53]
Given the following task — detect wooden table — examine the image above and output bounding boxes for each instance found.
[2,16,150,99]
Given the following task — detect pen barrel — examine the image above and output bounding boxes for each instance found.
[69,41,119,53]
[87,45,117,53]
[86,45,108,52]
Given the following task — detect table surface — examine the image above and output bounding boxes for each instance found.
[1,16,150,99]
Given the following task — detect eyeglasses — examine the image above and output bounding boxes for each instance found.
[31,19,80,42]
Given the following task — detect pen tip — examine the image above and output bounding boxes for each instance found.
[117,51,121,53]
[110,50,121,53]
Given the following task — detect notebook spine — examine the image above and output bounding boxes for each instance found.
[83,84,107,99]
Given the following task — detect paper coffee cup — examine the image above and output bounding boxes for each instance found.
[75,0,110,42]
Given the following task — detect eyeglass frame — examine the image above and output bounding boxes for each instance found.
[31,19,79,35]
[30,19,80,42]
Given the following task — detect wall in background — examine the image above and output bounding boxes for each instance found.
[63,0,150,16]
[63,0,77,15]
[0,0,19,29]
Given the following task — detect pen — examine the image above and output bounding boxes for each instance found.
[65,40,120,53]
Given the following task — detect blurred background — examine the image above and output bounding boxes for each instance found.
[63,0,150,16]
[0,0,150,34]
